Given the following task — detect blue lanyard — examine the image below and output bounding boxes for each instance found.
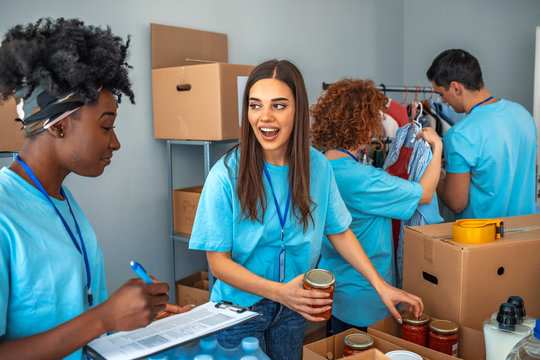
[335,148,359,162]
[263,165,291,243]
[15,155,93,307]
[470,96,494,113]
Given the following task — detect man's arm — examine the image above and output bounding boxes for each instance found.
[437,171,470,213]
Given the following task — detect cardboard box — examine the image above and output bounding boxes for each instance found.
[368,316,466,360]
[152,62,253,140]
[343,349,390,360]
[402,214,540,358]
[0,97,25,151]
[175,271,209,306]
[303,328,451,360]
[172,185,203,235]
[151,23,254,140]
[303,321,328,345]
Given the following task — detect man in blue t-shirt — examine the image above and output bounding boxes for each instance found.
[427,49,537,219]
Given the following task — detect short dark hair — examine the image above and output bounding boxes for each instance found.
[426,49,484,91]
[0,17,134,105]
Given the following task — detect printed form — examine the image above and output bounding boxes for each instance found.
[85,301,261,360]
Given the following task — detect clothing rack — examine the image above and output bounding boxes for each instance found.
[322,82,435,94]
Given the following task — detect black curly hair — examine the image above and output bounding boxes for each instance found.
[0,17,134,105]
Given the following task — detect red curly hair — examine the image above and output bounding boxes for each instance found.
[311,78,387,151]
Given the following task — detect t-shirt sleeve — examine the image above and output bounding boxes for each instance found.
[189,164,234,252]
[443,130,476,174]
[0,222,10,337]
[323,164,352,235]
[350,166,422,220]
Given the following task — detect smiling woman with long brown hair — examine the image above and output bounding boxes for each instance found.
[189,61,424,359]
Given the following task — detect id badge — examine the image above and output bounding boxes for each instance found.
[278,247,286,283]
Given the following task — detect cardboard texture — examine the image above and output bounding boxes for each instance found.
[150,23,228,69]
[172,185,203,235]
[175,271,209,307]
[402,214,540,359]
[342,349,391,360]
[151,23,254,140]
[368,317,465,360]
[152,63,254,140]
[303,328,431,360]
[0,97,25,151]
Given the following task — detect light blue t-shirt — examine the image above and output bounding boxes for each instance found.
[0,167,107,360]
[189,147,352,307]
[319,158,422,327]
[443,99,537,219]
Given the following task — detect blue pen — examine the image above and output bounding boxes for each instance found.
[130,260,154,284]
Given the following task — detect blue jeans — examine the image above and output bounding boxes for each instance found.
[216,298,306,360]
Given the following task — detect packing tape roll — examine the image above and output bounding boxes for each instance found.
[452,219,504,244]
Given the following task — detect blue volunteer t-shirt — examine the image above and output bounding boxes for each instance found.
[319,158,422,327]
[189,147,352,307]
[443,99,537,219]
[0,167,107,360]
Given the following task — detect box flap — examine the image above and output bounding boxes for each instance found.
[151,23,227,69]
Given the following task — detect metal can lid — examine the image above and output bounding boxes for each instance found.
[429,319,459,334]
[344,333,373,349]
[402,312,430,325]
[304,269,335,288]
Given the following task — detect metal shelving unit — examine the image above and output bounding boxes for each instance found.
[166,139,238,300]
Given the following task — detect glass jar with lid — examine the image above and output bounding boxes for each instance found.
[343,333,373,356]
[401,312,430,346]
[429,319,459,356]
[303,269,335,322]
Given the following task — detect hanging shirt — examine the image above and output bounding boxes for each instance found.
[0,167,107,360]
[189,147,352,307]
[386,99,409,127]
[383,123,444,286]
[443,99,537,219]
[319,158,422,327]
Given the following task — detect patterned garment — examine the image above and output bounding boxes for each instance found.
[383,122,443,287]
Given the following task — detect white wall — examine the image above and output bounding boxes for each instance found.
[0,0,538,295]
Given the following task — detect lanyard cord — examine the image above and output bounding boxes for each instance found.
[263,165,291,243]
[470,96,494,113]
[335,148,359,162]
[15,155,93,306]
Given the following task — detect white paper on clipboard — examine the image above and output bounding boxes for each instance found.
[84,301,261,360]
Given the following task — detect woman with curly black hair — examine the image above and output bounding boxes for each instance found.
[311,79,442,334]
[0,18,175,360]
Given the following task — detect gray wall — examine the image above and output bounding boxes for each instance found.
[0,0,538,295]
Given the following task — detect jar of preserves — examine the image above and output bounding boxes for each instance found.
[401,312,430,346]
[303,269,335,322]
[429,319,459,356]
[343,333,373,356]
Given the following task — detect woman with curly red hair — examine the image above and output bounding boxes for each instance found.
[311,79,442,333]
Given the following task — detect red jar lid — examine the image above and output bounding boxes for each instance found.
[402,312,430,325]
[344,333,373,349]
[304,269,335,288]
[429,320,459,334]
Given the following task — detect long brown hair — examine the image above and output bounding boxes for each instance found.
[225,59,313,230]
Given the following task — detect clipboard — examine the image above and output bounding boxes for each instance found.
[84,301,262,360]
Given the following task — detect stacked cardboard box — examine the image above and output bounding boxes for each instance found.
[175,271,209,307]
[151,23,254,140]
[172,185,203,236]
[0,97,25,151]
[401,213,540,359]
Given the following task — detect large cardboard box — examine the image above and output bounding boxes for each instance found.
[303,328,452,360]
[402,214,540,358]
[368,316,468,360]
[151,23,254,140]
[175,271,209,307]
[0,97,25,151]
[172,185,203,235]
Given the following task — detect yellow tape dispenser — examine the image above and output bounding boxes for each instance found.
[452,219,504,244]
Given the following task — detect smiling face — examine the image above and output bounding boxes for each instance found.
[248,78,295,166]
[62,88,120,177]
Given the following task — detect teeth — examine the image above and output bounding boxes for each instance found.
[260,128,279,136]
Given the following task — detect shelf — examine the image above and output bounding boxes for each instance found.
[166,139,238,301]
